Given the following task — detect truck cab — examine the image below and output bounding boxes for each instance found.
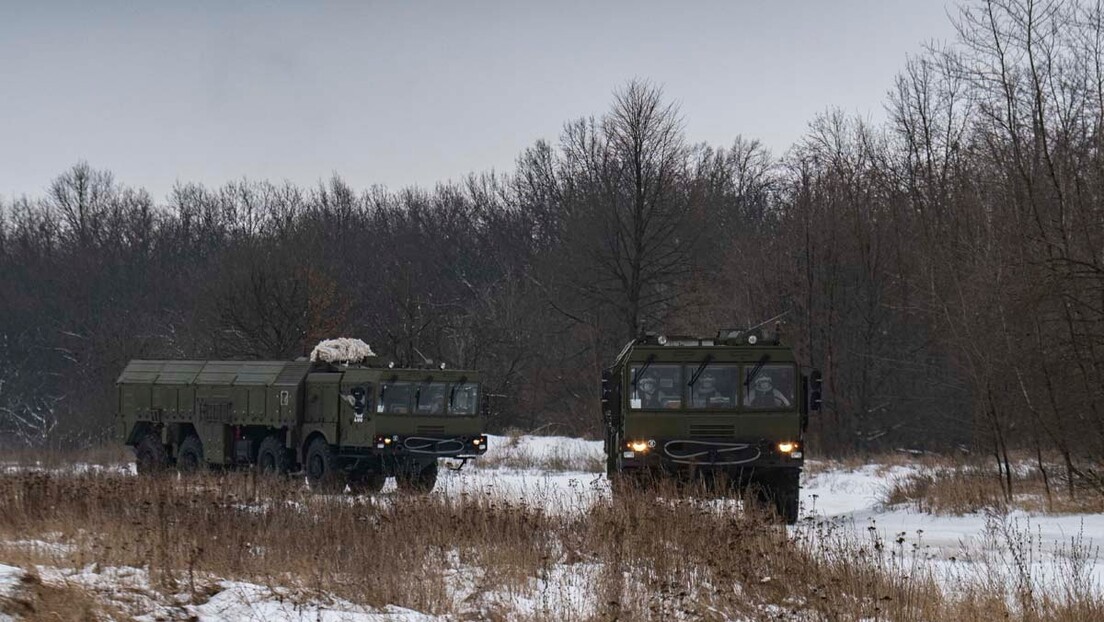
[601,327,821,523]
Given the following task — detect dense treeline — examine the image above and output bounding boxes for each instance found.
[3,0,1104,495]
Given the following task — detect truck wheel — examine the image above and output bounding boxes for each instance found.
[305,437,343,493]
[609,473,641,497]
[135,433,169,474]
[348,472,387,495]
[256,436,290,476]
[396,461,438,493]
[177,435,205,473]
[773,469,800,525]
[753,469,800,525]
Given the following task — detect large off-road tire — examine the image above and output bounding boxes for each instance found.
[754,469,800,525]
[773,469,801,525]
[256,435,291,476]
[348,472,387,495]
[611,466,655,495]
[396,461,438,493]
[305,437,344,493]
[177,435,205,473]
[135,433,169,475]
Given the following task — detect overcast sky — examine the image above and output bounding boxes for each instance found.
[0,1,957,202]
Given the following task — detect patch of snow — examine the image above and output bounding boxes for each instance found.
[310,338,375,364]
[477,562,602,618]
[34,565,437,621]
[478,434,604,472]
[798,463,1104,598]
[36,564,177,619]
[192,581,433,621]
[0,563,23,599]
[436,467,605,516]
[1,461,134,476]
[1,537,77,558]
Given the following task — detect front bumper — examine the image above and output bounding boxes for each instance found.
[373,433,489,458]
[620,438,803,470]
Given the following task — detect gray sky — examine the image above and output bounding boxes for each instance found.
[0,1,957,202]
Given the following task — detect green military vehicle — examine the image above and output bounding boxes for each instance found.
[601,327,821,523]
[116,342,488,493]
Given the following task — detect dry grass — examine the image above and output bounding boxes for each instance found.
[0,443,130,470]
[0,468,1100,620]
[0,568,120,621]
[881,452,1104,515]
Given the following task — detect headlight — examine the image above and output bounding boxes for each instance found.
[777,441,797,454]
[628,440,650,453]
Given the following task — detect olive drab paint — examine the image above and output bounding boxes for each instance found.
[116,357,489,492]
[602,328,821,524]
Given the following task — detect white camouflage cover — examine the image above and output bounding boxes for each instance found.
[309,338,376,364]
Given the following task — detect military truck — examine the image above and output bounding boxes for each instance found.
[600,327,822,523]
[116,350,488,493]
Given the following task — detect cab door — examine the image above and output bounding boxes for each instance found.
[339,371,376,448]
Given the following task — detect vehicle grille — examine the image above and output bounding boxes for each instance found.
[416,426,446,436]
[688,424,735,439]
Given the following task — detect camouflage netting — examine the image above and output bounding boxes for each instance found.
[309,338,376,364]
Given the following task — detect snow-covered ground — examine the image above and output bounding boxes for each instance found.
[2,435,1102,620]
[800,463,1104,594]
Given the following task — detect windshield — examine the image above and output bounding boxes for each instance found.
[380,380,480,415]
[414,382,448,414]
[380,382,414,414]
[686,364,738,409]
[744,364,796,409]
[629,364,682,410]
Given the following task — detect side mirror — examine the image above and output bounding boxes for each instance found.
[351,387,367,416]
[809,370,823,411]
[480,394,491,418]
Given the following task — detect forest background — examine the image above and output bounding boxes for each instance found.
[3,0,1104,495]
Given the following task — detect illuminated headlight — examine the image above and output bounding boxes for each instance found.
[628,440,650,453]
[657,335,668,345]
[777,441,797,454]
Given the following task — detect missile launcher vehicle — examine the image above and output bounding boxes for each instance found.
[116,340,488,493]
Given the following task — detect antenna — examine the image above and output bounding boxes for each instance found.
[412,347,436,368]
[748,309,792,333]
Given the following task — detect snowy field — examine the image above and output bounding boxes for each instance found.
[1,435,1102,620]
